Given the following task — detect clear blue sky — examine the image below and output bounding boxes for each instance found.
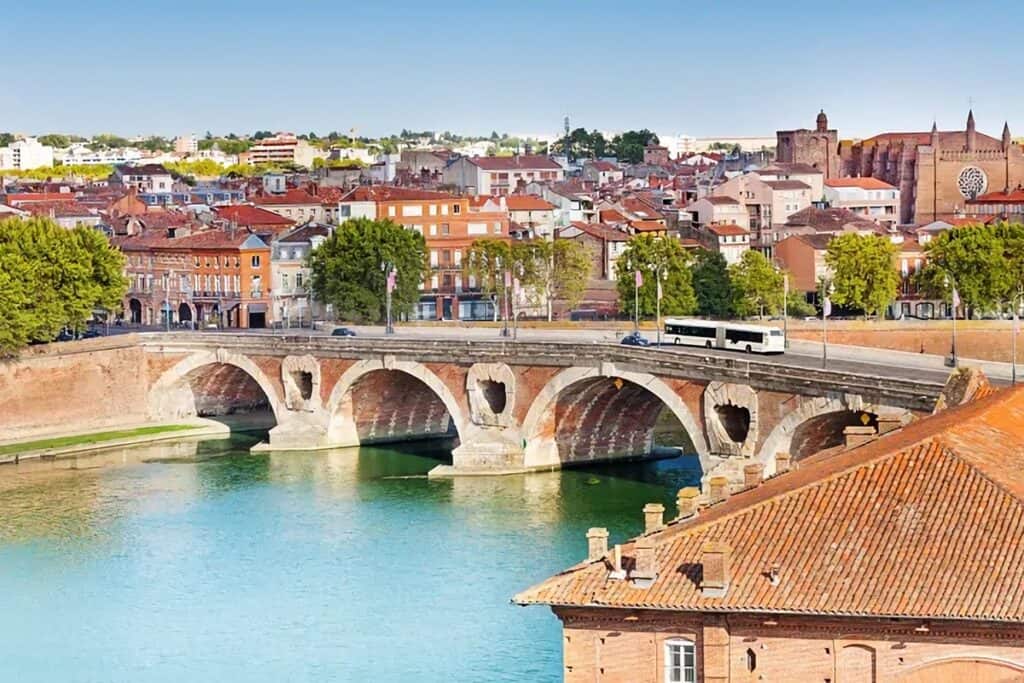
[2,0,1020,140]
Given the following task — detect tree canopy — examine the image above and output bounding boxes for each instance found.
[0,217,127,356]
[729,250,783,318]
[825,233,900,317]
[308,218,426,323]
[915,222,1024,314]
[552,128,607,160]
[610,129,659,164]
[616,235,697,317]
[691,248,733,317]
[515,239,592,320]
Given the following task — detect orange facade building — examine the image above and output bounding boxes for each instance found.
[340,186,510,320]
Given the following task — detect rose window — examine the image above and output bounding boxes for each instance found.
[957,166,988,198]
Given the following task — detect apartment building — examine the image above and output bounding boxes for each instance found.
[443,155,564,195]
[0,137,54,170]
[824,177,901,228]
[245,133,324,168]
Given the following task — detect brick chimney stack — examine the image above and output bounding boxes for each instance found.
[700,542,731,598]
[775,452,792,474]
[743,463,763,489]
[586,527,609,562]
[643,503,665,534]
[708,476,729,504]
[876,415,902,435]
[843,425,876,448]
[632,536,657,582]
[676,487,700,519]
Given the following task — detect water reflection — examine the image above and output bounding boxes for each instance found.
[0,435,703,682]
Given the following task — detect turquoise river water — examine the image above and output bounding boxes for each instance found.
[0,433,701,682]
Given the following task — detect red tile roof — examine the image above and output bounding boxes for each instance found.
[968,189,1024,204]
[506,194,556,211]
[630,220,667,232]
[3,192,76,205]
[341,186,456,202]
[214,205,294,227]
[707,223,749,236]
[564,221,629,242]
[469,155,563,171]
[252,188,319,206]
[825,177,897,190]
[516,386,1024,623]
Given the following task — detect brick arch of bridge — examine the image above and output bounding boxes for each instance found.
[148,349,285,423]
[520,366,709,470]
[757,395,912,474]
[323,359,469,446]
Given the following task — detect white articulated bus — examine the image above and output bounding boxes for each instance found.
[663,318,785,354]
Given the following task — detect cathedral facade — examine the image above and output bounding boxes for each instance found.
[778,111,1024,224]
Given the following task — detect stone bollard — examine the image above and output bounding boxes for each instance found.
[708,476,729,504]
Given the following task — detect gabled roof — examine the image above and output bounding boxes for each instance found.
[785,206,877,232]
[340,186,456,202]
[763,180,811,191]
[468,155,563,171]
[506,194,555,211]
[562,221,629,242]
[707,223,749,236]
[214,205,294,227]
[703,195,741,205]
[253,188,320,206]
[630,220,667,232]
[516,386,1024,623]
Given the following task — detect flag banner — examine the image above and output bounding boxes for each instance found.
[951,287,961,310]
[504,271,512,289]
[386,269,397,293]
[513,277,521,294]
[635,270,643,287]
[823,297,832,318]
[656,278,663,300]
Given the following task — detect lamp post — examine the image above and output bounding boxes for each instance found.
[944,273,959,368]
[382,261,396,335]
[821,279,833,369]
[1012,287,1023,385]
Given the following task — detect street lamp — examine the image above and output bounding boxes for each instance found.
[1012,286,1023,385]
[382,261,397,335]
[943,272,959,368]
[821,278,834,369]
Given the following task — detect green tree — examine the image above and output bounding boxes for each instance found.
[517,239,592,320]
[38,134,72,148]
[309,218,426,323]
[616,235,697,318]
[690,248,732,317]
[610,129,659,164]
[729,250,783,318]
[825,233,900,317]
[0,132,14,147]
[90,133,130,149]
[0,217,127,355]
[916,224,1015,315]
[464,239,513,320]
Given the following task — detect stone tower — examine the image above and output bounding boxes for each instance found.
[776,110,840,179]
[966,109,977,152]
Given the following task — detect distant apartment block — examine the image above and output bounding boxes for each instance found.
[824,177,901,227]
[443,155,564,195]
[245,133,324,168]
[0,137,54,170]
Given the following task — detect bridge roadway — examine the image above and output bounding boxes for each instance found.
[146,331,946,411]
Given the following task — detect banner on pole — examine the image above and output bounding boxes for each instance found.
[823,296,832,318]
[635,270,643,287]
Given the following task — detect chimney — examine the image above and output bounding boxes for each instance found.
[775,452,792,474]
[632,536,657,582]
[586,527,609,561]
[700,542,731,598]
[708,475,729,504]
[743,462,763,489]
[676,487,700,519]
[643,503,665,534]
[843,425,876,448]
[876,415,902,435]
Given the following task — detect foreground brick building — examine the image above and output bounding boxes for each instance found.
[516,384,1024,682]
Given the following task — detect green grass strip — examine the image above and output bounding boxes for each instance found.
[0,424,201,457]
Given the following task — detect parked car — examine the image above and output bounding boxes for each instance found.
[55,329,76,342]
[331,327,357,337]
[81,329,103,339]
[620,332,650,347]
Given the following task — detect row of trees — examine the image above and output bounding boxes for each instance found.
[613,236,815,320]
[308,219,593,323]
[552,129,660,164]
[0,218,127,357]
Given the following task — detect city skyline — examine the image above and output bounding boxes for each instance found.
[3,0,1021,140]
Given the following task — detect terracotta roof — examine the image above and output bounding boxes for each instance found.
[600,209,629,224]
[3,192,76,205]
[704,196,741,205]
[340,186,456,202]
[968,189,1024,204]
[630,220,667,232]
[763,180,811,191]
[707,223,749,236]
[468,155,563,171]
[825,177,897,190]
[587,160,619,172]
[22,201,94,218]
[563,221,629,242]
[790,233,833,250]
[506,194,555,211]
[516,386,1024,623]
[214,205,294,227]
[785,206,878,232]
[755,162,822,176]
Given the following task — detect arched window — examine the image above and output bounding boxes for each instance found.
[664,638,696,683]
[746,648,757,672]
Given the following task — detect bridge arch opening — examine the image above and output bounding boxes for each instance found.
[326,361,466,450]
[522,368,707,471]
[150,353,281,431]
[790,409,878,461]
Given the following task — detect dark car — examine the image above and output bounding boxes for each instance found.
[81,329,103,339]
[331,327,357,337]
[56,329,76,342]
[620,332,650,347]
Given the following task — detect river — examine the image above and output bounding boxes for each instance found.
[0,434,702,682]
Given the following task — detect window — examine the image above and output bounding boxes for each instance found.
[452,204,461,215]
[746,648,757,672]
[441,223,450,235]
[664,639,696,683]
[251,255,261,267]
[388,205,396,217]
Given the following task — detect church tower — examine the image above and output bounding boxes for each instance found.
[816,109,828,133]
[1002,121,1012,151]
[966,109,977,152]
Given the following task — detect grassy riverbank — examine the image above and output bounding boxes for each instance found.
[0,424,201,458]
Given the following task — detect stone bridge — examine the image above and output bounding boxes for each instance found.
[0,333,945,481]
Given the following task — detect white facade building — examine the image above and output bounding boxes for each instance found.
[0,137,55,170]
